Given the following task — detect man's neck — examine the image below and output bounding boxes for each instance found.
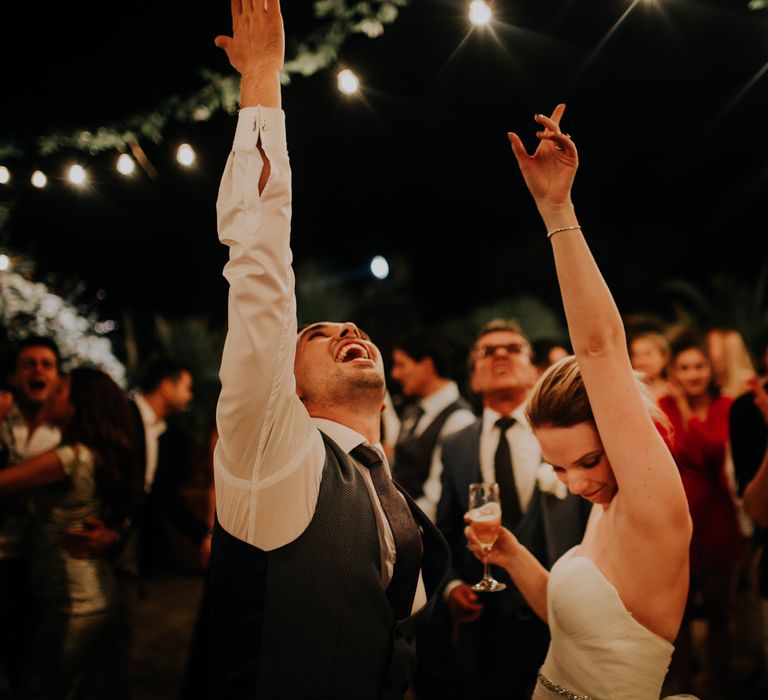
[17,402,47,435]
[308,407,382,445]
[418,377,451,402]
[484,389,529,417]
[142,392,167,421]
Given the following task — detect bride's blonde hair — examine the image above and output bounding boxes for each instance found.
[526,355,666,431]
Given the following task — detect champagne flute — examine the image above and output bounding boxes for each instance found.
[468,482,506,593]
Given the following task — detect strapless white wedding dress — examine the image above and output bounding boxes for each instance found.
[532,547,697,700]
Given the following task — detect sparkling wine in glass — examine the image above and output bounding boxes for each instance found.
[468,482,506,593]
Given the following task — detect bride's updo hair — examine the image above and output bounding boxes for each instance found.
[526,355,665,430]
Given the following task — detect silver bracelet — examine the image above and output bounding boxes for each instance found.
[547,225,581,239]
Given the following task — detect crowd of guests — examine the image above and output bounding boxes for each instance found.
[1,322,767,698]
[0,337,213,699]
[1,321,767,698]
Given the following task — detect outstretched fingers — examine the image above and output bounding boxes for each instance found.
[508,131,532,163]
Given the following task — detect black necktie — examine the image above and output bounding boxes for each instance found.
[494,417,522,529]
[350,443,423,620]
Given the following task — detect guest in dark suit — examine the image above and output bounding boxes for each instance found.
[208,3,450,698]
[60,358,208,700]
[437,319,590,698]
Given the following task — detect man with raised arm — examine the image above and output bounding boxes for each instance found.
[209,2,449,697]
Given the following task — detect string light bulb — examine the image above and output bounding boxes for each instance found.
[31,170,47,189]
[67,164,87,186]
[176,144,196,167]
[0,166,10,184]
[337,69,360,95]
[469,0,493,26]
[370,255,390,280]
[116,153,136,176]
[0,254,10,271]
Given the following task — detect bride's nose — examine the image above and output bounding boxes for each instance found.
[567,473,590,496]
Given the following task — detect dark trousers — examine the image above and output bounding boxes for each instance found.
[457,612,549,700]
[0,557,34,694]
[413,598,460,700]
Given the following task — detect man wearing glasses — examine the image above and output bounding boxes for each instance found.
[435,320,590,698]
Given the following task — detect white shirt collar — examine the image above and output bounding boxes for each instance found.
[134,393,167,435]
[310,417,384,456]
[481,402,530,435]
[419,381,461,418]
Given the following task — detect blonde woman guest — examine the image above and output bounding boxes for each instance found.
[630,331,672,401]
[465,104,694,699]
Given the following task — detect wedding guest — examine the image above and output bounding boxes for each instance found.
[209,2,449,697]
[0,367,140,699]
[390,330,476,520]
[660,332,742,697]
[629,330,672,401]
[437,319,589,698]
[61,357,206,700]
[706,327,757,399]
[465,104,693,699]
[0,336,63,693]
[731,368,768,690]
[388,331,475,699]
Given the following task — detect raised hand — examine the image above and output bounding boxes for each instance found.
[507,104,578,215]
[215,0,284,76]
[215,0,284,108]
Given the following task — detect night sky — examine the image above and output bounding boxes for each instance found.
[1,1,767,349]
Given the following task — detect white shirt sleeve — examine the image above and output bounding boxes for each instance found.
[214,106,325,550]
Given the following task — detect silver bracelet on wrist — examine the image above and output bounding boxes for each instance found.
[547,225,581,239]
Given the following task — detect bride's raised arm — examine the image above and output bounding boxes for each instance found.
[508,105,689,537]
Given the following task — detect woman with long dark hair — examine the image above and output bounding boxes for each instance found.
[0,367,140,699]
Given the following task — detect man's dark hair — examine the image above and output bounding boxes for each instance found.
[14,336,62,371]
[393,331,451,379]
[139,357,189,394]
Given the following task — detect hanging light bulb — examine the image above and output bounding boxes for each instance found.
[469,0,493,26]
[370,255,390,280]
[176,144,196,167]
[67,164,87,186]
[337,69,360,95]
[0,166,10,184]
[31,170,48,188]
[116,153,136,176]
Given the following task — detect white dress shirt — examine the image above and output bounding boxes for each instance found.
[408,382,476,522]
[214,107,425,612]
[6,404,61,460]
[133,393,167,493]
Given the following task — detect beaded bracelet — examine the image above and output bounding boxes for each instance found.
[547,225,581,239]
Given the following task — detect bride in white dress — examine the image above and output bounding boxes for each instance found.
[466,105,696,700]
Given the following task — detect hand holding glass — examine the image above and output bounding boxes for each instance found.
[468,482,506,593]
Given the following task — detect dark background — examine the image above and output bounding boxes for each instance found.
[1,0,766,351]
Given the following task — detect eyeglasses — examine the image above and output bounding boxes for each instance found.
[474,342,529,358]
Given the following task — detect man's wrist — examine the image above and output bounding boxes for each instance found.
[240,70,282,109]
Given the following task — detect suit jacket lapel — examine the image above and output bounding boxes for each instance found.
[458,421,483,514]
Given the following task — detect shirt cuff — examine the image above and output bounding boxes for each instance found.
[443,578,465,602]
[233,106,287,153]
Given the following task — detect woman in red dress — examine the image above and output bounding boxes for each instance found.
[659,332,742,698]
